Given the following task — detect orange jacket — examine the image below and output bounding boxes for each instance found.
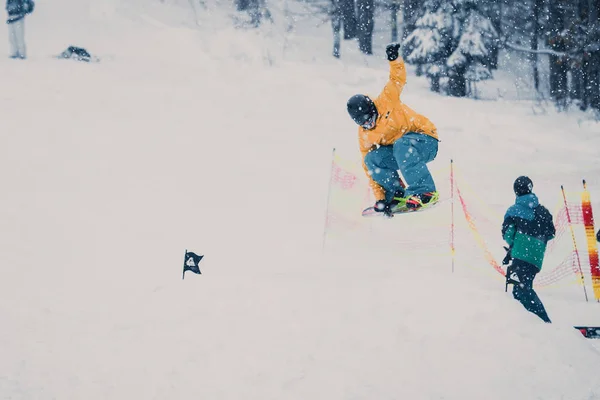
[358,58,438,201]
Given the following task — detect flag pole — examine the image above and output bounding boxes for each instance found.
[561,186,588,302]
[182,249,187,280]
[322,148,336,252]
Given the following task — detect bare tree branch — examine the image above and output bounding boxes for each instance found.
[505,42,567,57]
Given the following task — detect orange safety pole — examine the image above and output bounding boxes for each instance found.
[561,185,589,302]
[581,180,600,301]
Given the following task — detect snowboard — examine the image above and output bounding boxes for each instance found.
[362,196,444,218]
[574,326,600,339]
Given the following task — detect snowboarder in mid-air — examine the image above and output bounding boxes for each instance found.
[502,176,555,323]
[346,43,440,217]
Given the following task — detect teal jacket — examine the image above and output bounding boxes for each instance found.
[502,193,555,270]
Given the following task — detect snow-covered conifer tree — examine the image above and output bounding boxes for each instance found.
[447,2,499,96]
[403,0,499,97]
[402,0,452,91]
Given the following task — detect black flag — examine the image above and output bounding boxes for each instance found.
[183,250,203,279]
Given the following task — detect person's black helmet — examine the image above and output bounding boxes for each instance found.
[514,176,533,196]
[347,95,377,125]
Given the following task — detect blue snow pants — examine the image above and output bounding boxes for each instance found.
[363,132,438,202]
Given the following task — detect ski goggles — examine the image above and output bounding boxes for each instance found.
[361,113,377,130]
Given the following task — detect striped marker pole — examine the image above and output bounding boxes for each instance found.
[561,185,589,302]
[581,180,600,301]
[322,148,336,252]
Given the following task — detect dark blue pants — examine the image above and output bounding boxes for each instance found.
[510,259,551,323]
[363,132,438,202]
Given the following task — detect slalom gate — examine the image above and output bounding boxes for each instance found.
[323,149,600,303]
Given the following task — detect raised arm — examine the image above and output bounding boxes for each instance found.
[379,43,406,104]
[377,57,407,105]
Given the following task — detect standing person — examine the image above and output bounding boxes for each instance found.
[502,176,555,323]
[6,0,34,59]
[346,43,439,216]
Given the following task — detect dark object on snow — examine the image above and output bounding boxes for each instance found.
[59,46,91,62]
[574,326,600,339]
[596,229,600,243]
[182,250,203,279]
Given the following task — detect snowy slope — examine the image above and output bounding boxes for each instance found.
[1,0,600,399]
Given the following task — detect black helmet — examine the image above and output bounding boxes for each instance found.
[347,95,377,126]
[513,176,533,196]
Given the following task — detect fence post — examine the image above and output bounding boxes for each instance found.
[561,185,589,302]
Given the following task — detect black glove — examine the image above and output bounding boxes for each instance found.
[506,264,520,285]
[502,246,512,265]
[374,200,393,217]
[374,200,388,212]
[386,43,401,62]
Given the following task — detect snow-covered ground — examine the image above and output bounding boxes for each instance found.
[1,0,600,399]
